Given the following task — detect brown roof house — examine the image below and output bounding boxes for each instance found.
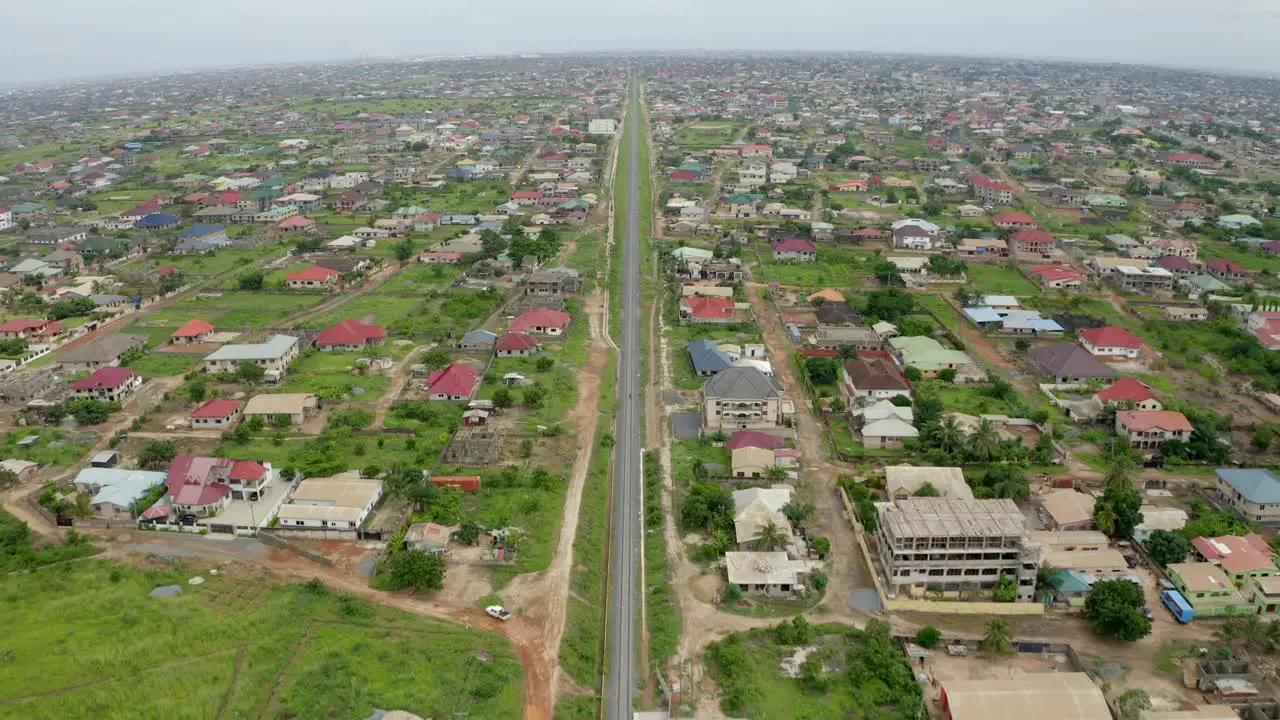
[57,333,146,373]
[1029,343,1116,384]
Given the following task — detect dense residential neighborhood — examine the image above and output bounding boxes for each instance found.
[6,48,1280,720]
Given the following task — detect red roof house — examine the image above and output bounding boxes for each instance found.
[1192,534,1274,575]
[286,265,340,288]
[426,362,482,401]
[1008,229,1057,256]
[189,399,243,429]
[495,332,538,356]
[510,309,572,336]
[70,367,140,403]
[1029,265,1086,288]
[992,212,1039,229]
[314,319,386,350]
[277,216,315,232]
[1095,377,1161,410]
[1078,327,1144,359]
[679,296,736,324]
[170,319,215,344]
[165,455,234,514]
[0,318,62,340]
[726,430,788,451]
[772,238,817,261]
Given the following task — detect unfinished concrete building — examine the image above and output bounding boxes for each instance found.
[442,427,504,465]
[0,367,69,407]
[875,497,1038,602]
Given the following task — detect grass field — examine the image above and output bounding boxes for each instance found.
[0,560,522,719]
[126,352,204,377]
[117,247,281,278]
[153,292,325,330]
[964,263,1038,295]
[754,246,874,287]
[676,122,744,148]
[0,429,95,468]
[274,350,391,400]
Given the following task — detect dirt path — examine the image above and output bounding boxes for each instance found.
[372,344,426,427]
[935,292,1017,371]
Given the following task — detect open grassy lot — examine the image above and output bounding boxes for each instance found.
[705,621,919,720]
[117,247,282,278]
[84,187,173,214]
[676,122,745,148]
[0,429,95,468]
[217,430,441,477]
[420,180,510,215]
[914,294,963,335]
[300,294,426,331]
[1199,240,1280,273]
[754,246,875,287]
[274,350,392,400]
[0,560,522,720]
[125,352,204,377]
[155,292,325,330]
[964,263,1038,295]
[376,263,462,294]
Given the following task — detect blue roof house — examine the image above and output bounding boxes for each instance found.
[687,339,732,376]
[72,467,168,521]
[136,213,179,230]
[1217,468,1280,524]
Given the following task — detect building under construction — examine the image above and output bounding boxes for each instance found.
[442,426,504,465]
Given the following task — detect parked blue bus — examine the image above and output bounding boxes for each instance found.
[1161,589,1194,623]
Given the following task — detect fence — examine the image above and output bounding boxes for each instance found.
[257,530,335,566]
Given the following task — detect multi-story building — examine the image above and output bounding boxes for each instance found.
[875,497,1038,602]
[1216,468,1280,525]
[1114,410,1192,451]
[702,366,792,431]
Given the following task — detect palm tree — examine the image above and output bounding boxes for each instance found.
[982,619,1013,653]
[969,418,1001,462]
[990,474,1029,500]
[1095,505,1118,537]
[755,520,789,551]
[938,415,965,455]
[691,459,708,482]
[1104,440,1136,490]
[837,345,857,362]
[782,501,815,526]
[766,465,789,483]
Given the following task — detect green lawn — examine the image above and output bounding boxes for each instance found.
[0,429,95,468]
[376,264,462,294]
[0,560,522,719]
[914,294,963,335]
[159,292,325,330]
[117,247,283,278]
[964,264,1038,295]
[126,352,204,377]
[754,247,874,288]
[1199,240,1280,274]
[274,350,391,400]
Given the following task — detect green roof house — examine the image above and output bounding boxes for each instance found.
[888,336,975,376]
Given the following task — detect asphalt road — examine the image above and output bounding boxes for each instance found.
[605,79,644,720]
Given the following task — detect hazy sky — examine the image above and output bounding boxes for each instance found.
[2,0,1278,85]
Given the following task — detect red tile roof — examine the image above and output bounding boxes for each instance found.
[1116,409,1192,433]
[495,332,538,351]
[1009,229,1056,246]
[287,266,339,282]
[1030,265,1086,282]
[71,367,136,391]
[1096,377,1157,405]
[0,318,54,333]
[172,319,215,338]
[726,430,788,450]
[773,238,817,253]
[1206,258,1249,273]
[682,296,735,320]
[510,309,571,332]
[166,455,233,508]
[229,460,266,481]
[427,362,482,397]
[1080,326,1143,349]
[277,216,314,229]
[190,399,242,419]
[314,319,386,347]
[1192,534,1275,574]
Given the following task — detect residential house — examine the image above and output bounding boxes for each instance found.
[41,250,84,274]
[1115,410,1193,450]
[841,356,911,403]
[1095,377,1162,410]
[426,362,482,402]
[679,296,737,325]
[57,334,146,373]
[687,339,732,376]
[1155,255,1200,277]
[0,319,63,341]
[456,329,497,352]
[725,551,806,596]
[884,466,972,500]
[189,399,243,429]
[1217,468,1280,525]
[1039,490,1097,531]
[703,366,791,431]
[1008,229,1057,257]
[860,407,919,449]
[888,336,976,378]
[772,238,817,262]
[201,335,299,378]
[242,393,319,426]
[170,319,215,344]
[286,265,340,290]
[72,467,167,520]
[1162,306,1209,322]
[70,367,141,404]
[314,320,386,351]
[732,487,793,547]
[891,218,942,251]
[1029,264,1086,290]
[495,332,538,357]
[1192,534,1278,589]
[992,212,1038,230]
[1029,343,1116,383]
[1078,326,1143,359]
[1167,562,1248,617]
[276,473,382,531]
[510,309,572,336]
[1206,258,1251,285]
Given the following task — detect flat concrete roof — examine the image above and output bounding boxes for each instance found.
[942,672,1109,720]
[881,497,1024,540]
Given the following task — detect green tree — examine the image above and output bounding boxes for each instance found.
[782,501,815,526]
[1085,579,1152,641]
[755,519,789,551]
[913,482,940,497]
[238,270,265,290]
[422,346,453,370]
[811,535,831,559]
[897,316,934,337]
[992,573,1018,602]
[1103,441,1137,490]
[968,418,1001,462]
[381,549,447,593]
[1117,689,1152,720]
[1094,486,1144,539]
[1144,529,1191,566]
[137,440,176,470]
[492,387,515,409]
[804,356,838,385]
[981,619,1013,653]
[236,361,266,383]
[904,366,922,382]
[916,625,943,649]
[394,238,416,262]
